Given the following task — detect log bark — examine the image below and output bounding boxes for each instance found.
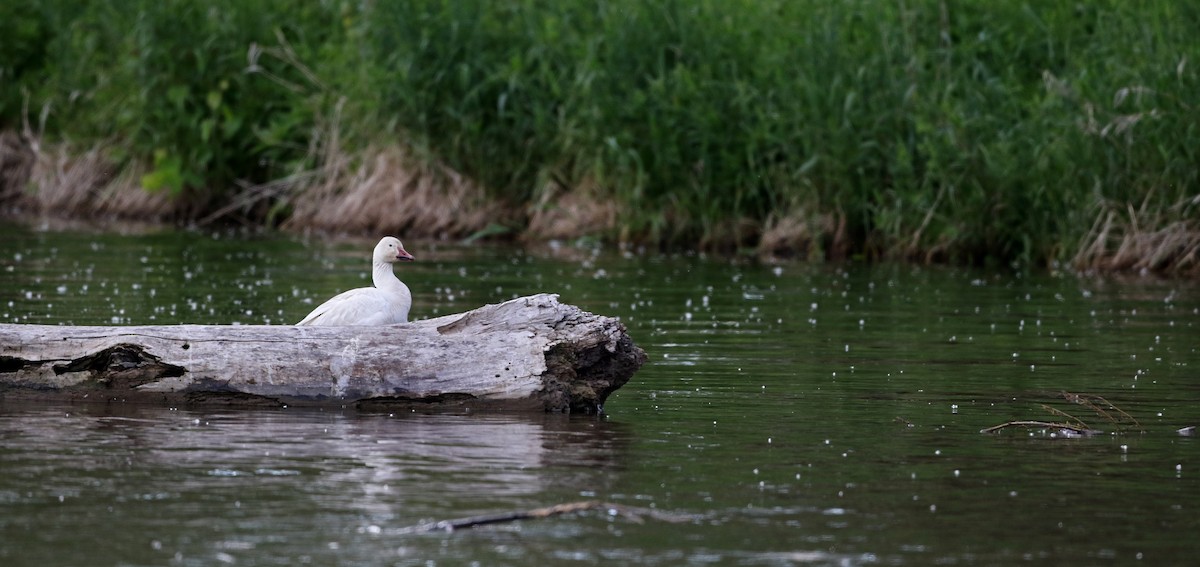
[0,294,646,412]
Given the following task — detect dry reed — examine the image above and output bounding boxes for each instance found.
[1,133,182,221]
[525,181,618,242]
[1073,200,1200,275]
[285,144,510,239]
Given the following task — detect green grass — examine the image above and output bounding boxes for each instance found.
[2,0,1197,270]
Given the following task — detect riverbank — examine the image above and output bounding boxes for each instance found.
[2,1,1197,274]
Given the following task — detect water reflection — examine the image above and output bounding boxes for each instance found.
[0,402,632,565]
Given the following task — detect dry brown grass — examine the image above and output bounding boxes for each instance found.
[275,96,513,239]
[284,144,511,239]
[757,207,845,260]
[1073,199,1200,275]
[0,131,184,221]
[0,131,35,202]
[5,123,1197,277]
[524,180,618,241]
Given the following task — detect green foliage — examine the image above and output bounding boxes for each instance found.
[8,0,338,195]
[0,1,49,123]
[2,0,1198,267]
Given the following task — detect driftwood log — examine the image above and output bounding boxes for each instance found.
[0,294,645,412]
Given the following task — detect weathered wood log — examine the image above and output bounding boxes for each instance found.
[0,294,646,412]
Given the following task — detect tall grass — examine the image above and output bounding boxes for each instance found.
[2,0,1197,271]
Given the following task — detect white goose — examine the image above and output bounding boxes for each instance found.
[296,236,415,326]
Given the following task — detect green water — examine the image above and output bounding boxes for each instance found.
[1,222,1198,565]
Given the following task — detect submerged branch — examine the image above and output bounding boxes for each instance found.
[979,421,1101,435]
[984,392,1143,435]
[1036,403,1087,429]
[1063,391,1142,430]
[396,501,696,533]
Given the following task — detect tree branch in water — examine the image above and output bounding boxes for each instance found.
[396,501,696,533]
[979,420,1101,435]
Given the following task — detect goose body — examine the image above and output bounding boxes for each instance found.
[296,237,414,326]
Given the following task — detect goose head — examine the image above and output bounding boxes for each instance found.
[375,236,415,264]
